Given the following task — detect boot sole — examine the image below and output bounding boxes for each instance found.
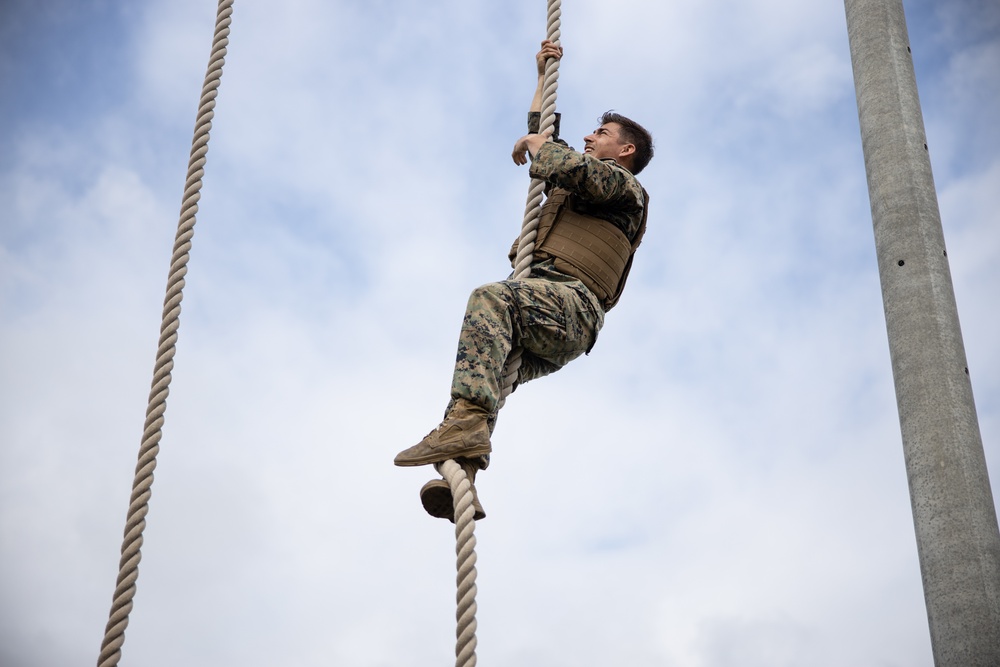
[420,480,486,522]
[420,480,458,521]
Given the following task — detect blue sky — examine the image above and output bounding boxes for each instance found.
[1,0,998,665]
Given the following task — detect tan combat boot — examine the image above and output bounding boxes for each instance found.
[419,457,486,522]
[394,399,492,467]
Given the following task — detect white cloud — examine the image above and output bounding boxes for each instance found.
[2,1,997,666]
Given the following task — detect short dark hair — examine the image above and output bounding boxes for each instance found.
[600,111,654,175]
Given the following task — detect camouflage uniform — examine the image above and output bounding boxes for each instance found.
[448,116,646,425]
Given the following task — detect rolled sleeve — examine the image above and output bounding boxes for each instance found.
[527,111,561,140]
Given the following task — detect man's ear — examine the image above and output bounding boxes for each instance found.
[618,143,636,160]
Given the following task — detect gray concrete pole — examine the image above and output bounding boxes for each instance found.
[843,1,1000,664]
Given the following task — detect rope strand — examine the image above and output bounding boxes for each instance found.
[96,3,233,665]
[436,459,480,666]
[501,0,561,409]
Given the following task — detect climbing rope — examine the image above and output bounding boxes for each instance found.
[502,0,562,408]
[432,2,562,666]
[435,458,481,665]
[510,5,562,284]
[96,3,233,666]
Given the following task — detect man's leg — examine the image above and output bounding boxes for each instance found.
[396,277,601,520]
[452,277,603,409]
[450,282,519,415]
[396,278,600,466]
[394,282,515,468]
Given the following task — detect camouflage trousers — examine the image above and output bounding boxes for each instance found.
[447,271,605,426]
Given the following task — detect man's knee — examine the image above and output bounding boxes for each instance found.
[467,282,515,313]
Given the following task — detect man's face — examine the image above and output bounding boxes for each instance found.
[583,122,633,164]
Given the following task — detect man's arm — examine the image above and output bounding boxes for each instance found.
[530,40,562,113]
[512,133,550,166]
[513,40,563,166]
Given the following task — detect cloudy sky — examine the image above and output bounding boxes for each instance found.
[2,0,998,665]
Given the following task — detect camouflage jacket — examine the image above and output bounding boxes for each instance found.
[525,112,646,243]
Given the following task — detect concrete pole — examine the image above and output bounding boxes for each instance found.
[843,1,1000,664]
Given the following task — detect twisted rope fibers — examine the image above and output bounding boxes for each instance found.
[501,0,562,410]
[436,458,481,667]
[96,2,233,665]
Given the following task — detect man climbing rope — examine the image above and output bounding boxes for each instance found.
[394,40,654,521]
